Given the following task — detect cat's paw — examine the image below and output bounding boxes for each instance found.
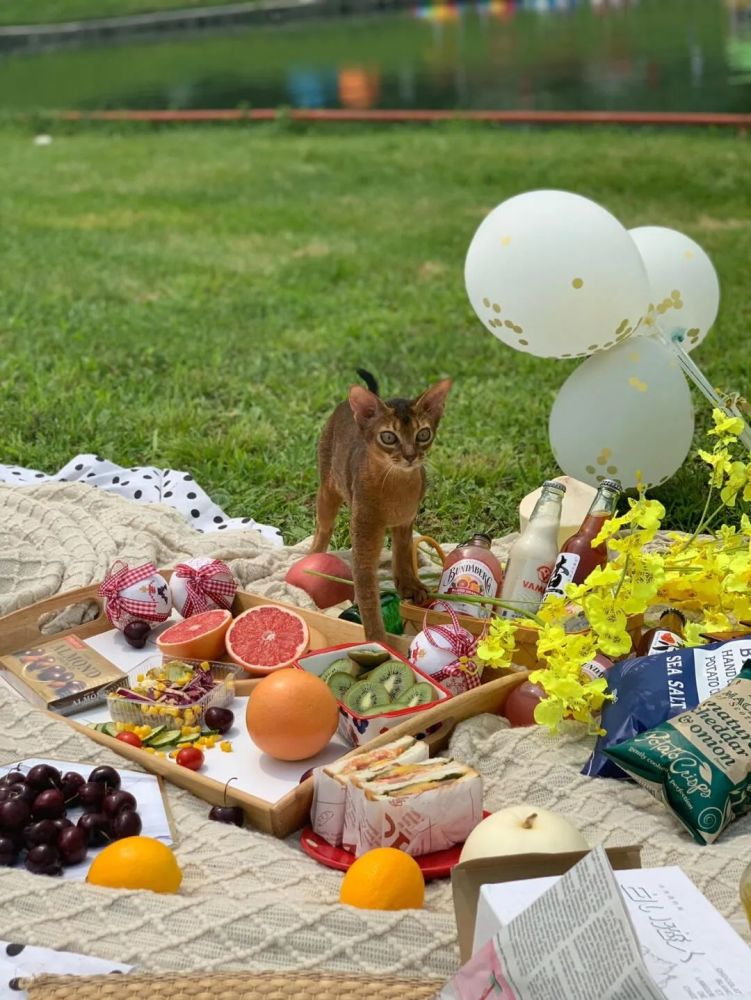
[396,578,429,607]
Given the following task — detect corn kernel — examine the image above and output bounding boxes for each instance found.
[157,751,166,758]
[137,674,144,682]
[115,723,126,733]
[169,750,179,758]
[220,741,232,753]
[180,725,192,736]
[145,747,156,755]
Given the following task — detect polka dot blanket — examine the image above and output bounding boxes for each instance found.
[0,455,281,544]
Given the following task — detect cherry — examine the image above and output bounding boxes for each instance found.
[58,826,88,866]
[203,707,234,735]
[26,764,61,791]
[77,812,111,847]
[87,766,120,792]
[1,771,26,787]
[24,820,58,849]
[78,782,106,811]
[102,791,137,818]
[124,621,151,649]
[112,810,142,840]
[208,778,244,828]
[61,771,85,806]
[0,836,18,866]
[32,788,66,821]
[6,783,37,807]
[52,817,74,834]
[25,844,62,876]
[0,798,31,834]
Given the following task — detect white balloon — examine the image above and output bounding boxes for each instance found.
[549,336,694,490]
[465,190,650,359]
[630,226,720,353]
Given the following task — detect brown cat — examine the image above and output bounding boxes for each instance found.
[311,369,452,642]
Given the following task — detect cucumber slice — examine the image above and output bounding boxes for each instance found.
[149,730,181,748]
[102,722,118,738]
[143,725,166,745]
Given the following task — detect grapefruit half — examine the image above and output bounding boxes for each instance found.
[157,608,232,661]
[225,605,310,675]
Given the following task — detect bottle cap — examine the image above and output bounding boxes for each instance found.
[471,533,493,547]
[541,480,567,493]
[599,478,622,492]
[661,608,687,625]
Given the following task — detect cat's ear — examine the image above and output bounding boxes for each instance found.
[416,379,452,422]
[349,384,384,428]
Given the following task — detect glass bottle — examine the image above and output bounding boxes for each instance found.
[544,478,622,599]
[500,481,566,618]
[438,533,504,619]
[636,609,686,658]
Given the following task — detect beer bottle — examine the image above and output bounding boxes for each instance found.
[636,609,685,658]
[544,478,621,599]
[500,481,566,618]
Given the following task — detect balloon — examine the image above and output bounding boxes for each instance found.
[629,226,720,353]
[465,190,650,359]
[549,336,694,490]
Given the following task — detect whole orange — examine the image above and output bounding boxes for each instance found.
[339,848,425,910]
[246,668,339,761]
[86,837,182,893]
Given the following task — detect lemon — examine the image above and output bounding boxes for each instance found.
[86,836,182,893]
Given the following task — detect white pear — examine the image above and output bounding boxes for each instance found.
[459,804,588,862]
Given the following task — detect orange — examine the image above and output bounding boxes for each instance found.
[339,848,425,911]
[86,836,182,894]
[246,668,338,761]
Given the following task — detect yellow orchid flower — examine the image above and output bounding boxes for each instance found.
[708,408,745,443]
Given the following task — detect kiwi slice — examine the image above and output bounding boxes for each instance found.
[347,648,390,669]
[326,671,356,701]
[344,679,391,716]
[368,660,414,700]
[394,682,436,709]
[321,659,360,684]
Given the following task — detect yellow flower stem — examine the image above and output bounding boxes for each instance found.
[426,591,545,625]
[679,481,715,553]
[612,553,631,601]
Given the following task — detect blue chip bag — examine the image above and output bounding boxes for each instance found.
[583,637,751,779]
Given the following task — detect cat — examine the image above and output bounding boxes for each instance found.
[311,369,452,642]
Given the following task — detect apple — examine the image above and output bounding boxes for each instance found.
[284,553,354,609]
[459,805,588,863]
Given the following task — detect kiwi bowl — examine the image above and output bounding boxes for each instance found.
[294,642,450,748]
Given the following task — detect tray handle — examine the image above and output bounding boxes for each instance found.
[410,535,446,581]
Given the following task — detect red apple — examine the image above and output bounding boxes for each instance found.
[284,553,354,609]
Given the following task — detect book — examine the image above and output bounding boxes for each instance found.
[0,635,124,715]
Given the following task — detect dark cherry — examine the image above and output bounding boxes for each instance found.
[103,791,137,818]
[58,826,88,866]
[123,620,151,649]
[0,798,31,833]
[112,810,142,840]
[32,788,66,821]
[0,788,12,803]
[203,707,234,735]
[61,771,85,806]
[0,835,18,866]
[1,771,27,787]
[298,768,314,784]
[78,782,106,810]
[5,783,36,807]
[77,812,111,847]
[25,844,63,876]
[87,766,120,792]
[24,820,58,848]
[25,764,61,791]
[208,805,244,828]
[52,817,74,834]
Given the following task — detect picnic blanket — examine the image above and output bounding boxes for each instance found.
[0,482,748,982]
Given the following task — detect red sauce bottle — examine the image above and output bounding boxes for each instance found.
[438,533,504,619]
[636,609,686,658]
[544,479,621,599]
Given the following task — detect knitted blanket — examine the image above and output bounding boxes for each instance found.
[0,483,748,980]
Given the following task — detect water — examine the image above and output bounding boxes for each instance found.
[0,0,750,113]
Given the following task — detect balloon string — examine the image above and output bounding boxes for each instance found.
[659,329,751,452]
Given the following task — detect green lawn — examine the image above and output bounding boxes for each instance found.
[0,125,749,545]
[0,0,247,26]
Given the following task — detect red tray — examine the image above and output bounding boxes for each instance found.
[299,812,489,881]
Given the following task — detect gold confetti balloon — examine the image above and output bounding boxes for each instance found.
[548,336,694,490]
[465,190,650,359]
[629,226,720,354]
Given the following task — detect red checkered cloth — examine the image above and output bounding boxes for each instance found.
[421,602,482,693]
[173,560,236,618]
[99,561,167,624]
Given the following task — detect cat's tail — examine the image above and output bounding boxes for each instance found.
[356,368,380,396]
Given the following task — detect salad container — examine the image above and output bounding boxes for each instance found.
[107,655,239,729]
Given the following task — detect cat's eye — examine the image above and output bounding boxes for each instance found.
[416,428,432,443]
[379,431,398,446]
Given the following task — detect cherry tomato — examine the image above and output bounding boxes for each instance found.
[176,747,204,771]
[115,732,143,749]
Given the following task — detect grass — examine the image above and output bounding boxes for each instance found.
[0,124,749,546]
[0,0,251,27]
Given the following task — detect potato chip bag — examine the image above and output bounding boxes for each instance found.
[604,662,751,845]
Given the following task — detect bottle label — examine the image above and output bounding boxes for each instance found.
[544,552,581,599]
[439,558,499,619]
[647,630,684,656]
[580,654,613,681]
[500,559,554,618]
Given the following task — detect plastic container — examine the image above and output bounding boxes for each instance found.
[295,642,450,748]
[107,655,239,729]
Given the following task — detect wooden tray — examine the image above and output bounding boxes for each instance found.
[0,575,527,838]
